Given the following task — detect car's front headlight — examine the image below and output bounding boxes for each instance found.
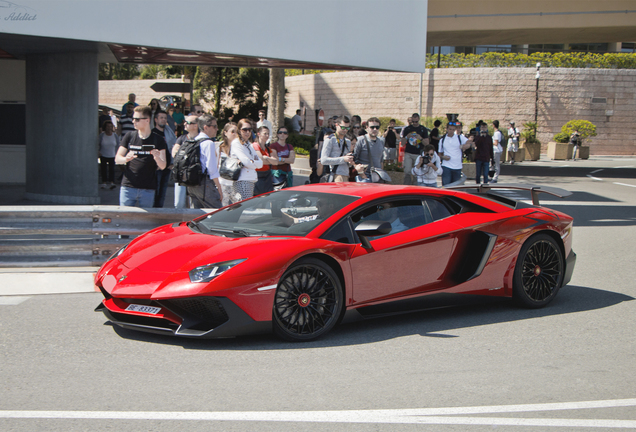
[107,243,129,263]
[189,259,247,283]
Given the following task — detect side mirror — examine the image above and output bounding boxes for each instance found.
[355,220,392,249]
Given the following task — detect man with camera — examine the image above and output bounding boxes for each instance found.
[320,116,354,182]
[507,121,520,164]
[412,144,443,187]
[115,106,167,208]
[570,129,581,161]
[400,113,429,185]
[353,117,385,180]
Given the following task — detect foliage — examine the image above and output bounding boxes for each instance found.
[287,132,315,154]
[230,68,269,121]
[194,67,238,118]
[377,117,405,132]
[99,64,140,80]
[521,122,540,144]
[286,69,336,76]
[553,132,570,143]
[383,162,404,172]
[425,52,636,69]
[561,120,597,142]
[420,116,446,135]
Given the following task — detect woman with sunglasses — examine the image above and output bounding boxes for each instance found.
[148,98,161,129]
[218,122,238,206]
[270,127,296,188]
[230,119,263,201]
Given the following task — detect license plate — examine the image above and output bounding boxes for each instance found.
[125,304,161,315]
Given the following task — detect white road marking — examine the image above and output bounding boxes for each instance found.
[614,165,635,169]
[614,182,636,188]
[2,398,635,427]
[586,175,603,181]
[590,169,604,174]
[0,296,31,305]
[552,165,570,168]
[0,272,96,296]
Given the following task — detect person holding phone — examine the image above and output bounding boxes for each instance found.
[115,106,167,208]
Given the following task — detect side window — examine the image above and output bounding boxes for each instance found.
[425,198,453,221]
[351,199,431,236]
[321,218,355,244]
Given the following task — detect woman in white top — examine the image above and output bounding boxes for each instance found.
[98,120,120,189]
[491,120,504,183]
[230,119,263,201]
[219,122,237,207]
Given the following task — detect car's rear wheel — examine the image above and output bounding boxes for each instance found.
[513,233,564,308]
[273,257,343,342]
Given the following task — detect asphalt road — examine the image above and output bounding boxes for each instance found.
[1,157,635,431]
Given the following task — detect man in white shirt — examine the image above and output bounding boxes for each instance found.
[438,122,473,186]
[256,110,272,143]
[507,121,520,164]
[186,114,223,208]
[491,120,504,183]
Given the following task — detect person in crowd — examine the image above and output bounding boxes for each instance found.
[491,120,504,183]
[430,119,442,152]
[118,103,136,137]
[270,127,296,188]
[354,117,385,180]
[352,123,362,136]
[98,120,120,190]
[383,118,399,166]
[400,113,429,184]
[230,119,263,201]
[148,98,161,129]
[291,109,303,133]
[570,129,581,161]
[121,93,138,115]
[218,122,237,207]
[171,105,185,136]
[473,122,494,184]
[507,121,520,164]
[190,104,204,116]
[321,116,354,182]
[253,126,278,195]
[187,114,223,208]
[172,114,199,208]
[152,111,177,207]
[439,121,473,186]
[412,144,442,188]
[351,115,366,136]
[115,106,167,207]
[256,109,272,141]
[98,106,111,132]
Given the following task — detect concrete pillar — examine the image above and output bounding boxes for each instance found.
[608,42,622,53]
[25,52,99,204]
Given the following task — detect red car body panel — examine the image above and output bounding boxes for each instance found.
[94,183,575,339]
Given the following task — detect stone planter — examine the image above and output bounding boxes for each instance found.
[514,150,526,163]
[547,142,573,160]
[386,170,405,185]
[577,146,590,159]
[462,163,475,180]
[523,142,541,161]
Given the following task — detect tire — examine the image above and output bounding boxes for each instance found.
[273,257,343,342]
[513,233,564,308]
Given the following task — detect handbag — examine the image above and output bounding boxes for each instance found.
[219,155,243,181]
[321,137,349,182]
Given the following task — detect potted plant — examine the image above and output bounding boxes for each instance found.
[520,122,540,161]
[548,120,596,160]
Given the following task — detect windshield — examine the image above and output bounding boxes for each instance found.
[195,190,359,237]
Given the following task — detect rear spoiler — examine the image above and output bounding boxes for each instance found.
[447,183,572,206]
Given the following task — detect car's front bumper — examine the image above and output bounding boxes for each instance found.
[563,249,576,287]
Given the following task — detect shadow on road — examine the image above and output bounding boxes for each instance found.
[110,284,633,350]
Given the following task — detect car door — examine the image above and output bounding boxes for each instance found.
[348,197,462,305]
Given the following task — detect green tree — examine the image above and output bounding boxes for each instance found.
[561,120,597,143]
[99,63,140,80]
[230,68,270,121]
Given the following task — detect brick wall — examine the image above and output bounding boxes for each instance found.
[285,68,636,155]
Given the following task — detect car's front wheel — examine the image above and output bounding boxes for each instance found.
[273,257,343,342]
[513,233,564,308]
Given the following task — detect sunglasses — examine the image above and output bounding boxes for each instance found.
[339,126,350,130]
[241,128,252,132]
[185,121,197,125]
[353,126,361,129]
[369,126,380,130]
[196,110,203,114]
[278,131,289,135]
[132,117,148,122]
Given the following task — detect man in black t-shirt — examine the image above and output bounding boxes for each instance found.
[400,113,429,184]
[383,118,399,165]
[429,119,441,153]
[115,106,168,208]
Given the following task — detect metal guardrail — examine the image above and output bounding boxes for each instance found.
[0,206,208,267]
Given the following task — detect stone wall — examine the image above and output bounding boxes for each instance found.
[284,68,636,155]
[98,78,187,110]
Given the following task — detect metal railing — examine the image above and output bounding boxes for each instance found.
[0,206,208,267]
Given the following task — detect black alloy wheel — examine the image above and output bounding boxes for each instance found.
[273,257,343,341]
[513,233,564,308]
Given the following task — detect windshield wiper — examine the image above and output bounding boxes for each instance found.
[205,228,258,237]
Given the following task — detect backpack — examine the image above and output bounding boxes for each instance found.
[171,138,207,186]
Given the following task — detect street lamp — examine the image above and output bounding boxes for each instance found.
[535,62,541,123]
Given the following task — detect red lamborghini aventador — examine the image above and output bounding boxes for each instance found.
[95,183,576,341]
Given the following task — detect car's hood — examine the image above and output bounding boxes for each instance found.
[118,223,288,273]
